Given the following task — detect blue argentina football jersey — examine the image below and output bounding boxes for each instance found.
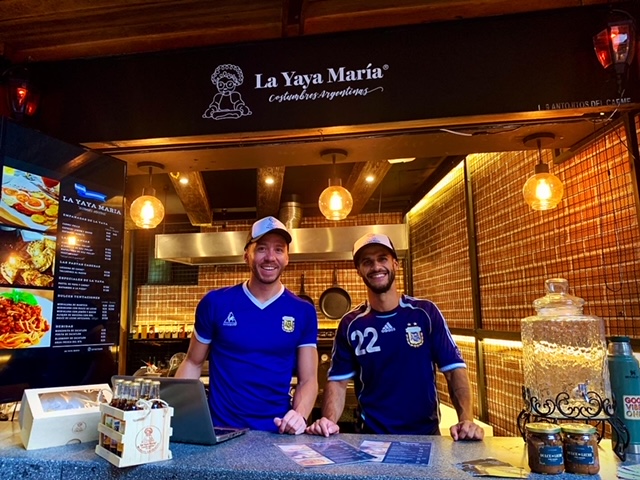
[194,282,317,432]
[328,294,465,434]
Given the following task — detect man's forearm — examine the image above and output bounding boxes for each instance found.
[292,377,318,420]
[174,359,203,379]
[444,368,475,422]
[321,380,348,423]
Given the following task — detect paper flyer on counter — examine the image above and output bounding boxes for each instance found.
[456,458,528,478]
[360,440,432,465]
[619,464,640,480]
[276,440,376,467]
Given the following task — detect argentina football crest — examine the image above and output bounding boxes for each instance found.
[405,323,424,347]
[282,316,295,333]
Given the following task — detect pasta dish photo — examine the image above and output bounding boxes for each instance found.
[0,288,52,349]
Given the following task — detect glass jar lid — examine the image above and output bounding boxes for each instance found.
[533,278,584,312]
[526,422,561,434]
[560,423,596,434]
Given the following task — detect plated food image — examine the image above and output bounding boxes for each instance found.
[0,232,55,288]
[0,167,59,232]
[0,289,52,349]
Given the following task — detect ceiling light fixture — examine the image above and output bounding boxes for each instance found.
[130,162,166,228]
[387,157,416,164]
[318,149,353,221]
[593,9,636,92]
[522,133,564,211]
[265,176,275,185]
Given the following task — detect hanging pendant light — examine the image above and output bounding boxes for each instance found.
[130,162,165,228]
[522,133,564,211]
[593,9,636,95]
[593,10,636,74]
[318,149,353,221]
[3,65,40,120]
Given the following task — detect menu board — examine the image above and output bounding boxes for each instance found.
[0,161,123,351]
[0,119,126,397]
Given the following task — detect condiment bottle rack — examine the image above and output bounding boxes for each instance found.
[95,403,173,468]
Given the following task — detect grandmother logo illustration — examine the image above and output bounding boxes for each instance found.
[203,64,252,120]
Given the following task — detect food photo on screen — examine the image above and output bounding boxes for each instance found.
[0,228,55,288]
[0,287,53,349]
[0,166,59,232]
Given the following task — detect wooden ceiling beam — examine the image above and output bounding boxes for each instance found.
[345,159,392,216]
[256,166,286,218]
[168,171,213,226]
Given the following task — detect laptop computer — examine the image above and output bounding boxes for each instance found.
[111,376,248,445]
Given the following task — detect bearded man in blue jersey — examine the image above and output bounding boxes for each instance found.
[306,233,483,441]
[176,216,318,435]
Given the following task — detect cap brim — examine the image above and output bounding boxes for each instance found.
[353,243,397,265]
[245,228,292,249]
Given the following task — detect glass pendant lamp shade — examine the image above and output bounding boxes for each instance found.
[523,163,564,211]
[130,162,165,228]
[522,133,563,211]
[318,149,352,221]
[130,187,165,228]
[319,178,353,220]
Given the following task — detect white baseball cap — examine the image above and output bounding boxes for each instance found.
[245,216,292,250]
[352,233,397,266]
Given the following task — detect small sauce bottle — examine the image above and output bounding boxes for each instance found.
[561,423,600,475]
[525,422,564,474]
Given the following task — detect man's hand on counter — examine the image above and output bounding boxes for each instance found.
[273,409,307,435]
[305,417,340,437]
[450,420,484,441]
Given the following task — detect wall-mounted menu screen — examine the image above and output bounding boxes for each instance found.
[0,119,126,400]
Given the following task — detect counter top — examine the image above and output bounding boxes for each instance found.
[0,419,634,479]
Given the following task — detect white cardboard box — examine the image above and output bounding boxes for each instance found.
[19,383,112,450]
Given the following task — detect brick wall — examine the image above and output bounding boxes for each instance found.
[409,121,640,436]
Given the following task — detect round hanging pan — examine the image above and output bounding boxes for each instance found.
[319,269,352,319]
[297,272,314,305]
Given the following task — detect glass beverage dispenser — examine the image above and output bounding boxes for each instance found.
[521,278,611,417]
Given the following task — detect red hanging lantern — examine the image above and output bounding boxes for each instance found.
[5,65,40,120]
[593,10,636,75]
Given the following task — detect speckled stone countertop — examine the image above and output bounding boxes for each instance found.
[0,419,633,479]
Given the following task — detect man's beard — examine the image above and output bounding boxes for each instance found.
[362,268,395,294]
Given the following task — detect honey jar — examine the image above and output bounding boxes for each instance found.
[525,422,564,474]
[561,423,600,475]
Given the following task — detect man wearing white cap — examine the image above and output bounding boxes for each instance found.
[307,232,483,441]
[177,216,318,435]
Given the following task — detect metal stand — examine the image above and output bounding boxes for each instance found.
[517,386,630,461]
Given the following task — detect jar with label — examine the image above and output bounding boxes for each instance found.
[561,423,600,475]
[525,422,564,474]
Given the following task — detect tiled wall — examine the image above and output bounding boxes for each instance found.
[409,120,640,436]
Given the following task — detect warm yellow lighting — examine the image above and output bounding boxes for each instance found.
[67,235,77,246]
[265,176,275,185]
[365,175,375,183]
[130,162,166,229]
[130,195,165,228]
[523,166,564,211]
[387,157,416,164]
[318,149,352,221]
[483,338,523,348]
[179,176,189,185]
[318,180,353,221]
[522,133,563,211]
